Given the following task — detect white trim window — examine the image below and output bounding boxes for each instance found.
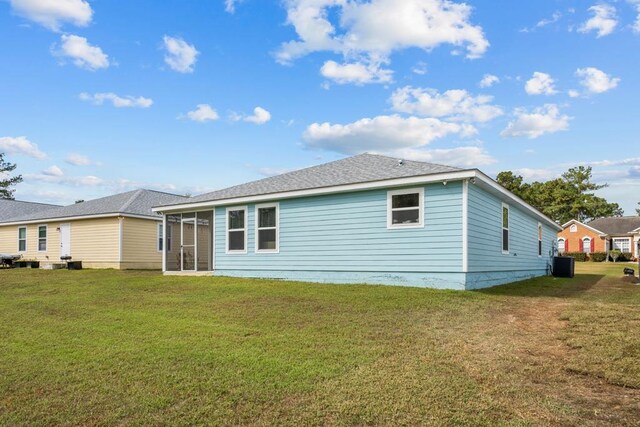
[582,237,592,254]
[538,223,543,257]
[387,188,424,229]
[226,206,247,253]
[612,237,631,253]
[502,203,510,254]
[569,224,577,233]
[157,223,164,252]
[18,226,27,252]
[557,238,566,254]
[38,225,47,252]
[255,203,279,253]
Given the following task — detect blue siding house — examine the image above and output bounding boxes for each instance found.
[154,154,561,290]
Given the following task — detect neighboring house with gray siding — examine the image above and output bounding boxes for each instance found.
[153,153,562,290]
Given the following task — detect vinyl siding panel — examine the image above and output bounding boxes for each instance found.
[467,183,556,275]
[0,223,60,262]
[121,217,162,269]
[214,182,464,279]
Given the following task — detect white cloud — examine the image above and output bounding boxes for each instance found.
[320,59,393,85]
[225,0,238,13]
[630,0,640,32]
[411,61,428,75]
[79,92,153,108]
[303,115,476,154]
[65,153,92,166]
[42,165,64,176]
[512,168,558,181]
[388,146,496,167]
[25,173,105,187]
[162,36,199,73]
[479,74,499,88]
[183,104,220,122]
[576,67,620,94]
[524,72,558,95]
[276,0,488,84]
[578,4,617,37]
[231,107,272,125]
[520,11,562,32]
[0,136,47,160]
[500,104,571,139]
[10,0,92,31]
[568,89,580,98]
[245,107,272,124]
[53,34,109,71]
[389,86,503,123]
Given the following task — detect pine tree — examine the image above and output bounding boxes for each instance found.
[0,153,23,199]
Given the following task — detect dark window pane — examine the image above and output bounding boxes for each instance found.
[392,209,419,225]
[18,228,26,239]
[538,240,542,256]
[39,240,46,251]
[39,227,46,238]
[258,229,277,250]
[229,230,245,251]
[228,210,245,230]
[19,240,26,251]
[258,207,276,228]
[503,229,509,251]
[392,193,419,209]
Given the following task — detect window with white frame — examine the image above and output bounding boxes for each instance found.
[18,226,26,252]
[256,203,278,252]
[227,207,247,253]
[502,204,509,254]
[157,223,163,252]
[538,223,542,257]
[387,188,424,228]
[557,238,565,253]
[38,225,47,252]
[583,237,592,254]
[612,237,631,253]
[570,224,577,232]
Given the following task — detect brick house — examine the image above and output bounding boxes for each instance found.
[557,217,640,258]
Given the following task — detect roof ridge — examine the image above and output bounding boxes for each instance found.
[119,189,144,212]
[365,152,462,170]
[1,199,62,207]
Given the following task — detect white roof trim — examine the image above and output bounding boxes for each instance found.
[561,219,606,236]
[0,212,161,226]
[153,169,561,231]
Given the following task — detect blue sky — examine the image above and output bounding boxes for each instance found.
[1,0,639,214]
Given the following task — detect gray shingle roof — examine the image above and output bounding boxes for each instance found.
[0,190,189,223]
[587,216,640,235]
[0,199,61,222]
[162,153,462,206]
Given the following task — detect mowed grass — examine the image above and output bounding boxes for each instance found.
[0,264,639,425]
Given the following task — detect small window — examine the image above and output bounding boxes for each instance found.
[538,223,543,257]
[18,226,27,252]
[387,188,424,228]
[157,223,163,252]
[256,203,278,252]
[582,237,592,254]
[38,225,47,252]
[227,207,247,253]
[502,204,509,254]
[557,238,565,254]
[569,224,577,233]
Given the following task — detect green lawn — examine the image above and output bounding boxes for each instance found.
[1,264,639,425]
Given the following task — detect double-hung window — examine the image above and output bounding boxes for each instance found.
[38,225,47,252]
[18,226,27,252]
[157,223,164,252]
[256,203,278,252]
[387,188,424,229]
[557,238,565,254]
[502,204,510,254]
[612,237,631,253]
[538,223,543,257]
[227,207,247,253]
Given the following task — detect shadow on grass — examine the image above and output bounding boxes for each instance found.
[477,274,605,299]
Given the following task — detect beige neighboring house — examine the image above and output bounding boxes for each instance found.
[0,190,188,269]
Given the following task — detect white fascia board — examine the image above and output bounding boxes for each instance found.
[152,170,477,213]
[0,213,161,227]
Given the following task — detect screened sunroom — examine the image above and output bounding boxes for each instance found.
[164,211,214,272]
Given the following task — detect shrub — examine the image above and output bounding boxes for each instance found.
[620,252,633,262]
[564,252,587,262]
[590,252,607,262]
[609,250,621,262]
